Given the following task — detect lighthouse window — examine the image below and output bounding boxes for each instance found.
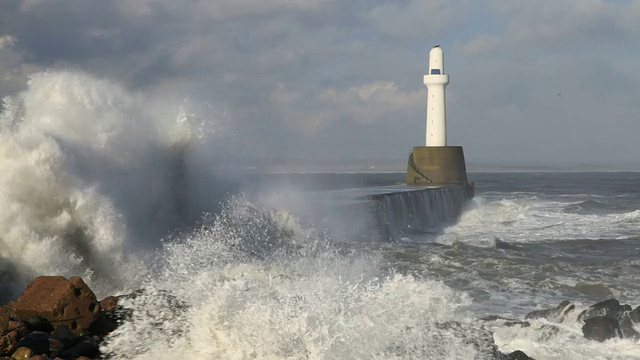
[430,69,441,74]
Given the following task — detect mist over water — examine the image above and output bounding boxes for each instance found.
[0,70,231,298]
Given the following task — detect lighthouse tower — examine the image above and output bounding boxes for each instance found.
[424,46,449,146]
[406,45,471,192]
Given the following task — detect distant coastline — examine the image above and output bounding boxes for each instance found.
[220,159,640,174]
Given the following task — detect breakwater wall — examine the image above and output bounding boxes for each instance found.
[366,184,474,239]
[322,183,474,241]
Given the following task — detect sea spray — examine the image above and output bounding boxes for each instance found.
[438,194,640,247]
[0,70,225,299]
[0,71,488,359]
[101,196,488,359]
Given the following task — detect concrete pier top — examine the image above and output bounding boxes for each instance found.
[313,182,473,207]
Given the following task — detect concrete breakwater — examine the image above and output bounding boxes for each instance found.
[371,184,474,238]
[322,183,474,241]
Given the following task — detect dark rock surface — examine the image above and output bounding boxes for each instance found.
[14,333,50,356]
[498,350,535,360]
[577,299,640,341]
[578,299,630,321]
[516,298,640,344]
[59,336,98,358]
[50,325,76,349]
[582,316,621,342]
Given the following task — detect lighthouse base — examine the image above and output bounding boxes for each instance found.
[406,146,472,191]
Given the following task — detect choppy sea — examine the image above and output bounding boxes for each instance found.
[1,71,639,359]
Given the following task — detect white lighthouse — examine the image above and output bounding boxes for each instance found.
[424,45,449,146]
[406,45,470,188]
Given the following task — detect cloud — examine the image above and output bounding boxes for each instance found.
[621,0,640,34]
[462,0,625,55]
[0,35,16,49]
[271,80,423,133]
[194,0,326,20]
[367,0,465,39]
[324,81,422,106]
[1,0,639,166]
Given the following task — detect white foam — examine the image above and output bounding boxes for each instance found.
[101,197,491,359]
[0,70,222,297]
[439,195,640,246]
[493,315,640,359]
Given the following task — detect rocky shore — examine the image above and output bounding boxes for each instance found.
[519,298,640,343]
[1,276,637,359]
[0,276,121,360]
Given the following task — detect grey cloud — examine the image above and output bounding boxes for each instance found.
[1,0,639,168]
[0,36,16,48]
[8,1,136,61]
[367,0,468,39]
[462,0,627,55]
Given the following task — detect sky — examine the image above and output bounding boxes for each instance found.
[1,0,640,169]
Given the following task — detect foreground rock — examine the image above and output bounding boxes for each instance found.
[2,275,535,359]
[579,299,640,341]
[522,298,640,342]
[0,276,124,359]
[429,321,534,359]
[13,276,100,336]
[498,350,535,360]
[582,317,621,342]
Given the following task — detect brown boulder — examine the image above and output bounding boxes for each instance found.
[0,307,10,334]
[13,277,100,335]
[0,333,15,357]
[0,329,24,357]
[1,306,36,357]
[98,296,118,313]
[88,295,125,339]
[9,346,32,359]
[0,302,17,333]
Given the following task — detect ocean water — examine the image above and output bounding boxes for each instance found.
[1,71,639,359]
